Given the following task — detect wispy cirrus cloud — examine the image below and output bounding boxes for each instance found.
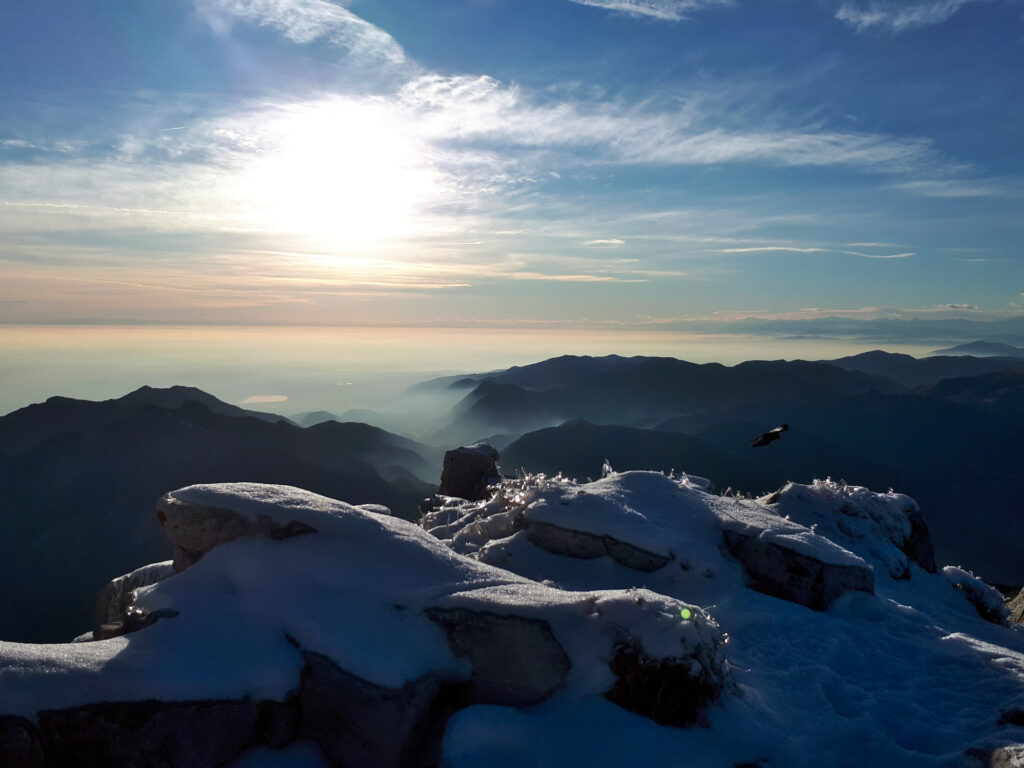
[398,74,942,174]
[194,0,405,63]
[565,0,732,21]
[714,245,914,258]
[836,0,988,32]
[893,178,1010,198]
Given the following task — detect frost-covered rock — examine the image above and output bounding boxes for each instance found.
[423,470,874,610]
[438,443,500,501]
[0,483,732,767]
[762,479,937,578]
[944,566,1012,625]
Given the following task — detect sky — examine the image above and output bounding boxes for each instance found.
[1,0,1023,345]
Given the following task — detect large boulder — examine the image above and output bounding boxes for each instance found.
[438,444,500,501]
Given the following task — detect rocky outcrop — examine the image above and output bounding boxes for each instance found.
[299,651,447,768]
[425,607,571,706]
[944,566,1011,625]
[720,530,874,610]
[37,699,261,768]
[1009,590,1024,624]
[605,644,723,727]
[438,444,500,501]
[0,482,732,768]
[155,493,317,571]
[93,561,175,640]
[763,479,935,580]
[525,520,670,572]
[903,506,938,573]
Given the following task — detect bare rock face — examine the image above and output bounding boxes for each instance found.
[1009,591,1024,624]
[721,530,874,610]
[425,607,571,706]
[438,444,500,501]
[93,561,175,640]
[298,652,443,768]
[0,716,44,768]
[525,521,670,572]
[903,506,938,574]
[37,700,261,768]
[155,494,317,572]
[604,644,724,727]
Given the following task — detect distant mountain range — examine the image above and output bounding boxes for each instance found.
[930,340,1024,357]
[0,387,435,642]
[432,349,1024,586]
[4,344,1023,642]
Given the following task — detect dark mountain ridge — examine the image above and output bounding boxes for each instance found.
[0,388,435,643]
[0,385,290,455]
[825,349,1024,387]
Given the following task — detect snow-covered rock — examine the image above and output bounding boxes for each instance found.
[156,487,321,572]
[424,470,875,610]
[0,482,731,767]
[944,566,1012,625]
[761,478,937,578]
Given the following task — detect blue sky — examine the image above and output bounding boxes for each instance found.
[1,0,1022,343]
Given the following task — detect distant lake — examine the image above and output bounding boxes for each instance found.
[0,325,935,417]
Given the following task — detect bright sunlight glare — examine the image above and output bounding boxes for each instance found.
[229,98,444,249]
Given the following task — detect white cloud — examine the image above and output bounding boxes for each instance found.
[583,239,626,247]
[893,179,1009,198]
[836,0,987,32]
[717,246,827,254]
[714,245,913,258]
[194,0,404,63]
[397,75,940,174]
[566,0,732,21]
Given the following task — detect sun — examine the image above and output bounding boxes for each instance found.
[231,97,443,249]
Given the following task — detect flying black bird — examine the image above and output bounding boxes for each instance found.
[751,423,788,448]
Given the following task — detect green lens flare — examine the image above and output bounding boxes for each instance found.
[680,608,692,620]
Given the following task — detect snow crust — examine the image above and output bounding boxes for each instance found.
[427,470,1024,767]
